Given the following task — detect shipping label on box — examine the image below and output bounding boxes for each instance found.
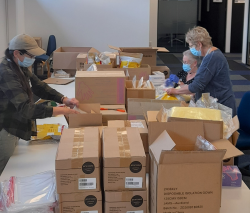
[105,191,147,213]
[59,191,102,213]
[103,127,146,191]
[75,71,125,105]
[56,127,101,193]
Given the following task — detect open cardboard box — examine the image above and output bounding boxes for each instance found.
[109,45,168,66]
[124,64,151,80]
[75,71,125,104]
[126,80,155,102]
[53,47,99,70]
[65,103,102,128]
[149,124,243,213]
[127,98,181,120]
[100,105,128,126]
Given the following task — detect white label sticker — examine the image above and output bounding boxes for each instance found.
[81,211,98,213]
[125,177,143,188]
[47,132,54,136]
[78,178,96,190]
[127,211,143,213]
[130,122,144,128]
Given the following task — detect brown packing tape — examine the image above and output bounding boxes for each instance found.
[117,127,131,167]
[125,120,131,127]
[122,191,134,202]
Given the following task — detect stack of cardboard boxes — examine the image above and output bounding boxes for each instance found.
[103,127,147,213]
[56,127,102,213]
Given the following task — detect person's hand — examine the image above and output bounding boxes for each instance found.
[63,98,79,109]
[53,107,80,116]
[165,88,178,95]
[179,81,184,86]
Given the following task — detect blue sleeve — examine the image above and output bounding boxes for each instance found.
[188,54,215,93]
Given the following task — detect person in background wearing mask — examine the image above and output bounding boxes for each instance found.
[0,34,80,175]
[175,49,199,87]
[166,26,236,116]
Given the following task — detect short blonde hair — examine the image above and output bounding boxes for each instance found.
[183,50,200,66]
[186,26,212,47]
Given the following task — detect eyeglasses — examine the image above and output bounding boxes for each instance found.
[182,60,190,64]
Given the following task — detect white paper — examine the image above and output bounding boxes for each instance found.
[125,177,143,188]
[131,122,144,128]
[78,178,96,190]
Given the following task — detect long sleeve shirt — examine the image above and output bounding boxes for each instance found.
[0,58,64,140]
[188,49,237,116]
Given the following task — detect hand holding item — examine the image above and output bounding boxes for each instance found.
[53,107,80,116]
[165,88,178,95]
[62,97,79,109]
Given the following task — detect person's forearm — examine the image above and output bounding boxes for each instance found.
[176,85,193,94]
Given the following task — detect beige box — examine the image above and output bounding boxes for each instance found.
[125,64,151,80]
[58,191,102,213]
[146,153,149,174]
[149,127,243,213]
[105,191,147,213]
[109,45,168,66]
[126,81,155,105]
[53,47,99,70]
[103,127,146,191]
[100,105,127,126]
[65,104,102,128]
[56,127,101,194]
[108,120,148,153]
[75,71,125,104]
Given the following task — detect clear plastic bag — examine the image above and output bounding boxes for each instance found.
[86,64,97,71]
[132,75,136,88]
[120,52,143,68]
[137,77,143,88]
[194,135,217,151]
[99,52,111,65]
[73,106,87,114]
[0,171,56,213]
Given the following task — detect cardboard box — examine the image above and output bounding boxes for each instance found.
[146,153,149,174]
[127,98,181,120]
[149,129,243,213]
[58,191,102,213]
[56,127,101,193]
[222,166,242,187]
[100,105,127,126]
[108,120,149,153]
[109,45,168,66]
[103,127,146,191]
[105,191,147,213]
[53,47,99,70]
[125,64,151,80]
[75,71,125,104]
[151,66,170,78]
[65,104,102,128]
[126,81,155,105]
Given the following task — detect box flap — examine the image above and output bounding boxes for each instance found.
[232,115,240,132]
[108,45,121,51]
[211,139,244,160]
[152,47,169,52]
[146,111,158,122]
[79,103,100,113]
[108,120,126,127]
[76,71,125,78]
[43,78,74,85]
[149,131,176,164]
[159,150,226,164]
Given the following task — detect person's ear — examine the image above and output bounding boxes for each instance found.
[13,50,20,58]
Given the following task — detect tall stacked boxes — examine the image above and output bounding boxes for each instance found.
[56,127,102,213]
[103,127,147,213]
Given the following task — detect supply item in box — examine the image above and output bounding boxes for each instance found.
[222,166,242,187]
[120,52,143,68]
[86,64,98,71]
[0,171,56,213]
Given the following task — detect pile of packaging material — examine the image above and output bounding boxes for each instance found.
[0,171,56,213]
[132,76,152,89]
[119,52,143,68]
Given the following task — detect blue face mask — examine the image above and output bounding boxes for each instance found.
[182,63,191,72]
[18,57,35,67]
[190,47,201,56]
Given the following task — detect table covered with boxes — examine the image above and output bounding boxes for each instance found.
[0,45,250,213]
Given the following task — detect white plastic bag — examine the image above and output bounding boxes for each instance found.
[137,77,144,88]
[132,75,136,88]
[86,64,97,71]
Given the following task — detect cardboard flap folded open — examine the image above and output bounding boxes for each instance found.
[43,78,74,85]
[79,103,100,113]
[152,47,169,52]
[232,115,240,133]
[159,150,226,164]
[108,45,121,51]
[211,139,244,160]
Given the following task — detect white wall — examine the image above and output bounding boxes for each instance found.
[7,0,17,42]
[23,0,150,52]
[0,0,7,57]
[149,0,158,47]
